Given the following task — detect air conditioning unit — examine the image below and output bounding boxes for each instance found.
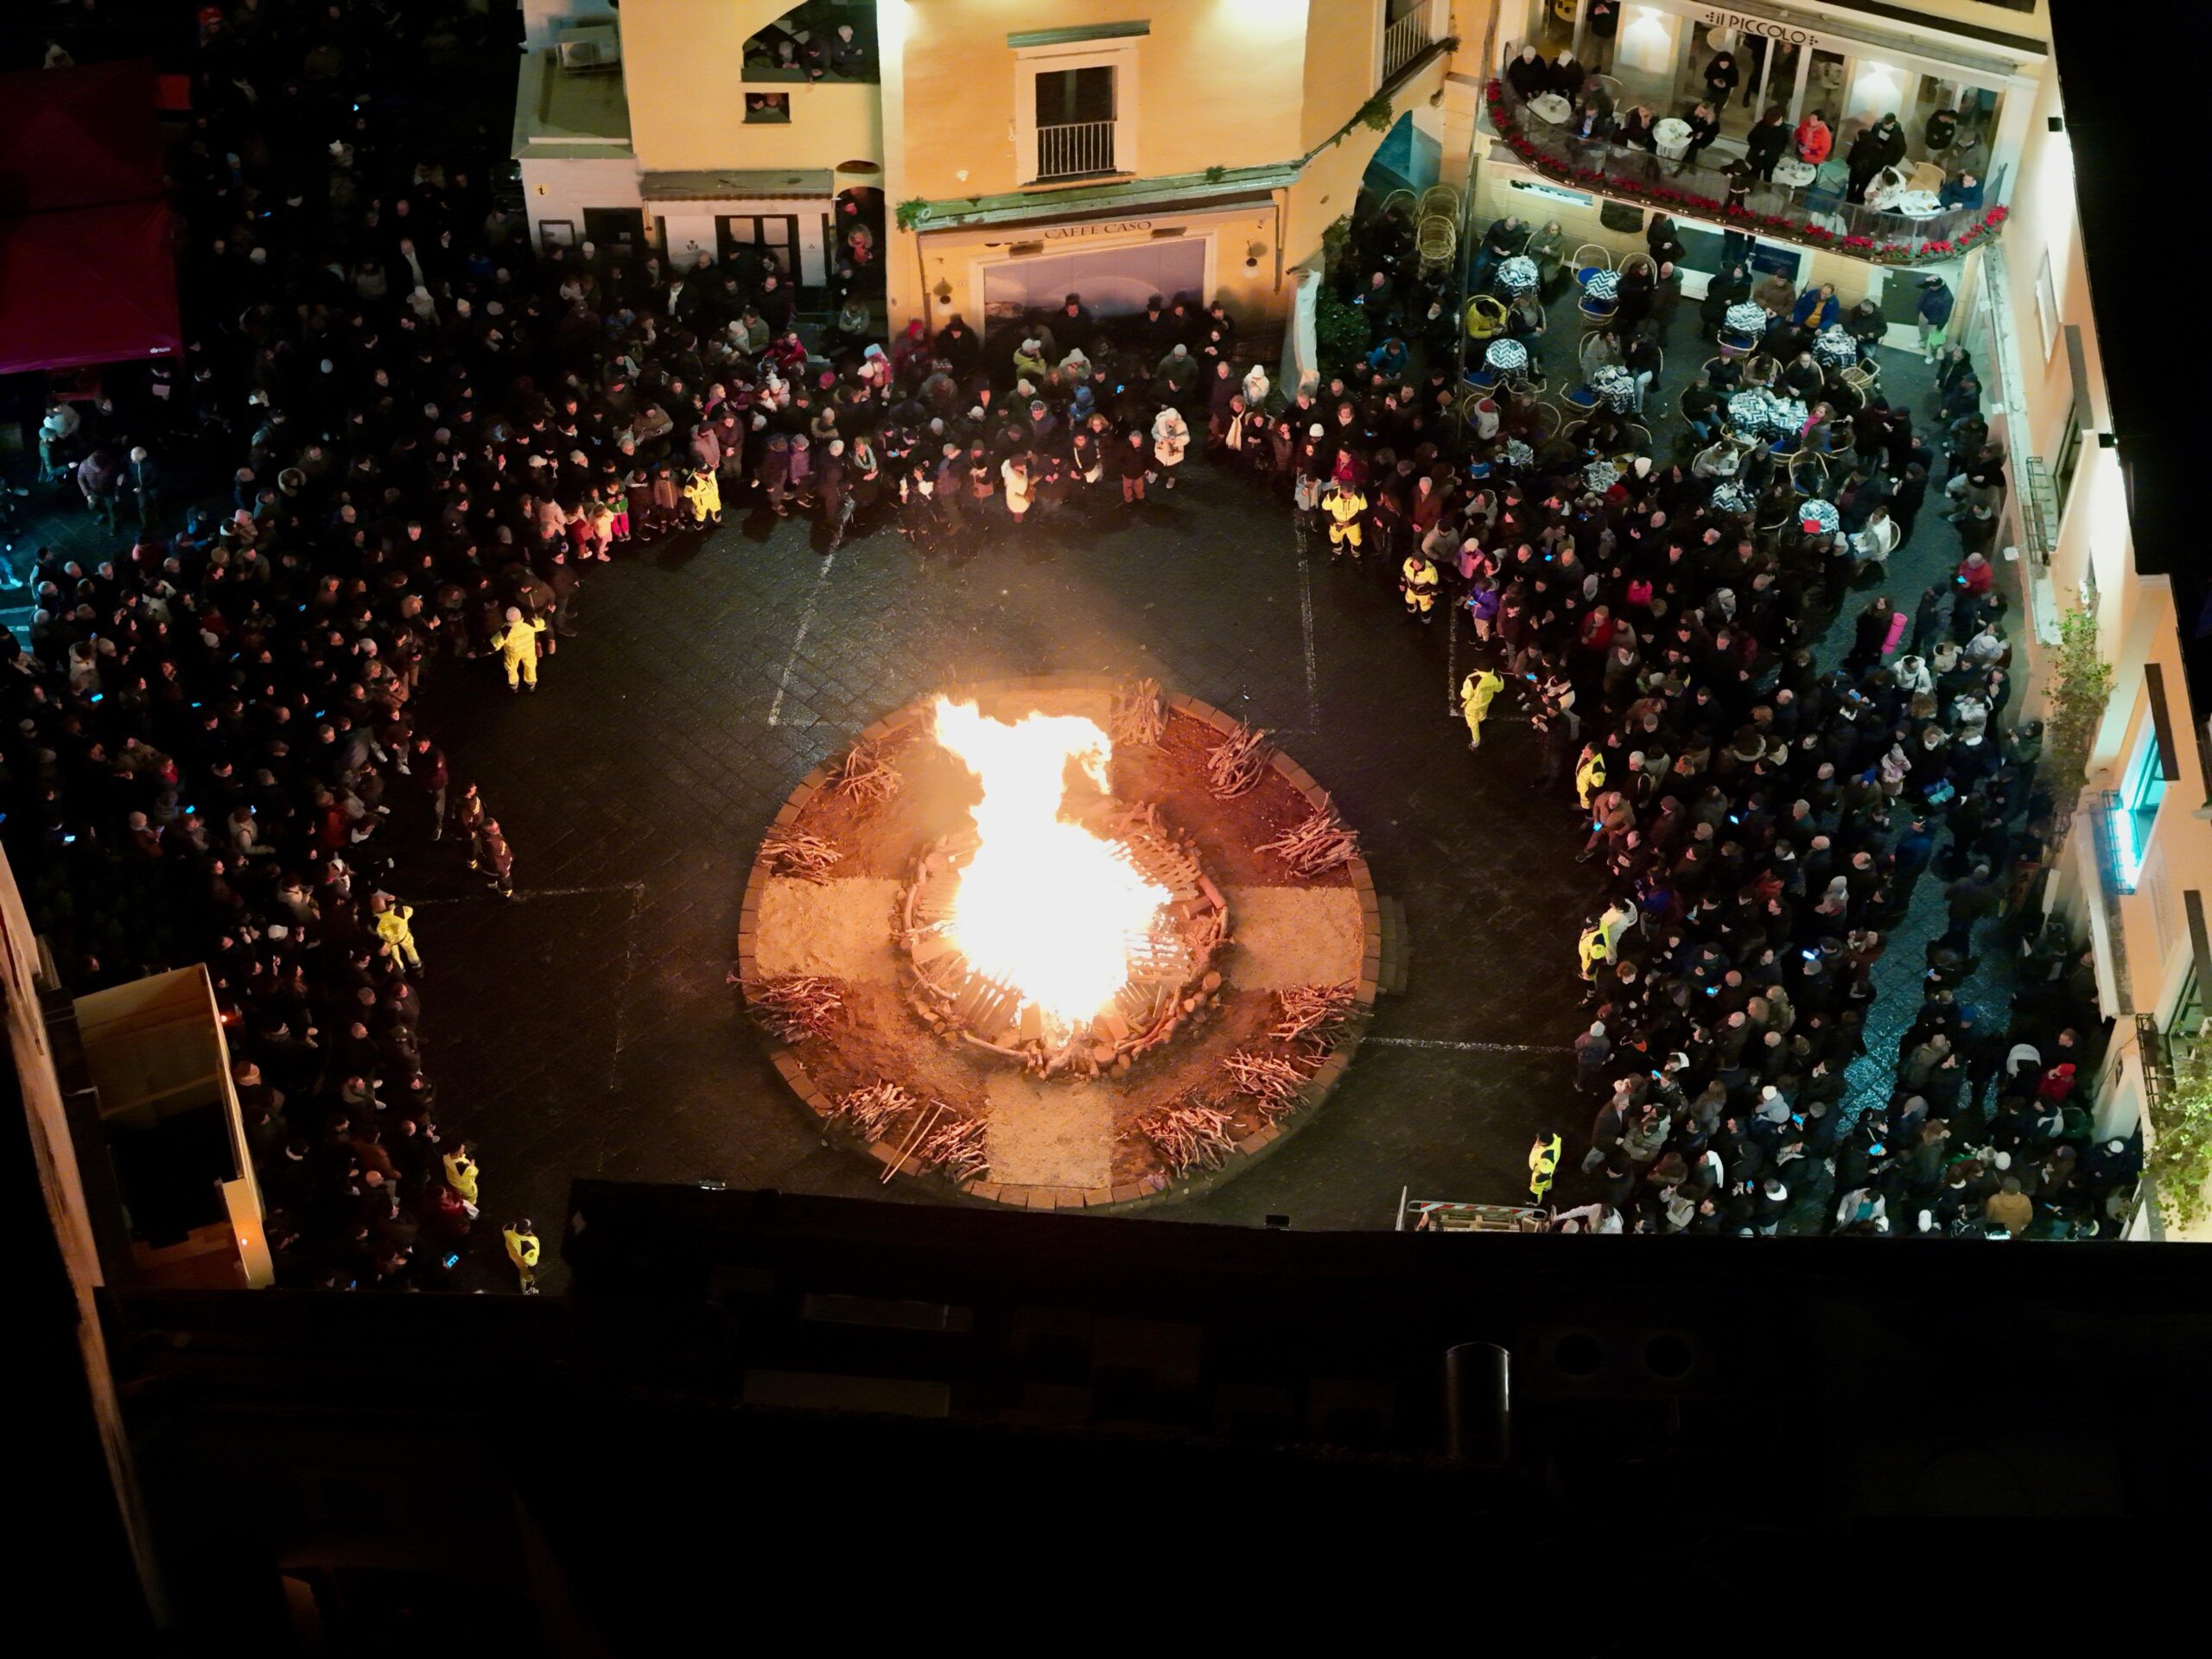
[557,23,621,73]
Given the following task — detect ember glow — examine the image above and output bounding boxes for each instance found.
[931,697,1172,1033]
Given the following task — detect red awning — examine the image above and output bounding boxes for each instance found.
[0,60,163,215]
[0,200,181,377]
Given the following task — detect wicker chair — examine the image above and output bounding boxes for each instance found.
[1789,451,1830,496]
[1416,213,1458,277]
[1579,331,1624,376]
[1744,353,1780,390]
[1571,242,1612,279]
[1617,251,1656,285]
[1419,183,1462,223]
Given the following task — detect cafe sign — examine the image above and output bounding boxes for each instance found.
[1042,218,1154,240]
[1697,8,1827,49]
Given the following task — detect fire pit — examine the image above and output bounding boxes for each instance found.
[736,676,1384,1209]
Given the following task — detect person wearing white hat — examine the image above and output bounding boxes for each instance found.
[490,606,547,693]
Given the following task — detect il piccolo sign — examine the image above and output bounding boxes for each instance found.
[1698,8,1827,48]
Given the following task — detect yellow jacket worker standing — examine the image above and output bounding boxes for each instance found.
[1529,1131,1563,1203]
[1460,667,1504,749]
[683,467,721,527]
[504,1219,542,1294]
[492,607,547,691]
[1400,554,1440,621]
[1575,744,1607,809]
[1323,482,1366,557]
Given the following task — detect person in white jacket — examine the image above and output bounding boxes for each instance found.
[1850,503,1900,572]
[1151,404,1191,490]
[1000,455,1033,524]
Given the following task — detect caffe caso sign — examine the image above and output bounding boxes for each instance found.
[1042,219,1154,241]
[1698,8,1827,49]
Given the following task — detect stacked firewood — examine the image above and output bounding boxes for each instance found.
[830,1080,917,1138]
[831,740,901,804]
[1138,1098,1239,1173]
[1255,792,1360,876]
[1221,1049,1311,1122]
[743,974,846,1041]
[1205,721,1270,799]
[760,826,843,882]
[1271,982,1356,1044]
[1109,677,1167,748]
[916,1112,990,1182]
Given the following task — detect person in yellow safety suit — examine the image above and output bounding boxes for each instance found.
[504,1218,542,1294]
[1323,482,1366,558]
[442,1145,480,1215]
[373,896,421,971]
[1574,744,1607,810]
[1400,554,1440,621]
[492,606,547,692]
[1529,1131,1563,1204]
[1460,666,1505,749]
[1576,898,1637,980]
[683,466,721,527]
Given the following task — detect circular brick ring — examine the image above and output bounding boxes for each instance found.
[735,675,1384,1212]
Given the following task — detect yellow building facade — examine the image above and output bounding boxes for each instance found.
[515,0,1467,339]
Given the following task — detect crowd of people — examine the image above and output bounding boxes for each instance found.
[2,5,2138,1281]
[1322,194,2136,1238]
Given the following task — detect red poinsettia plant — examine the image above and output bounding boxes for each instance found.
[1481,79,2008,269]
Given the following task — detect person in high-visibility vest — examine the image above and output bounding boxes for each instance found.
[1323,482,1366,558]
[1400,553,1440,621]
[1574,744,1607,810]
[683,465,722,528]
[1577,919,1613,981]
[372,893,421,971]
[442,1145,480,1215]
[491,607,547,692]
[1529,1131,1563,1204]
[1460,667,1505,750]
[504,1218,542,1294]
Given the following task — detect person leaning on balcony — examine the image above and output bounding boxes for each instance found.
[1794,110,1833,167]
[1617,104,1659,156]
[1508,42,1547,102]
[1744,105,1789,180]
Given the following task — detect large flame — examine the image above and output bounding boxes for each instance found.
[931,697,1170,1033]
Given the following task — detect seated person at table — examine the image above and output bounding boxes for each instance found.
[1846,295,1887,353]
[1783,348,1825,400]
[1469,214,1530,289]
[1791,282,1841,331]
[1681,371,1726,441]
[1616,105,1660,155]
[1549,50,1586,105]
[1508,43,1548,102]
[1940,169,1983,212]
[1865,165,1910,212]
[1567,100,1613,153]
[1753,271,1797,319]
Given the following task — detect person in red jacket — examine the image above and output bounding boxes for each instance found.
[1955,550,1994,596]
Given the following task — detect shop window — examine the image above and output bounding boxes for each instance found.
[745,92,791,124]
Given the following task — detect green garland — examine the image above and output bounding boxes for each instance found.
[2153,1033,2212,1230]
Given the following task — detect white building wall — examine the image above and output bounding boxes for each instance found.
[519,156,645,251]
[521,0,617,50]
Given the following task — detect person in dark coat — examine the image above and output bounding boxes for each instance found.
[1703,50,1740,109]
[1847,112,1909,202]
[1745,105,1789,181]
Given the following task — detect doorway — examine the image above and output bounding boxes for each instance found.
[717,213,802,287]
[582,207,646,253]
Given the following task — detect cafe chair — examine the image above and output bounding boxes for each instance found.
[1571,242,1611,280]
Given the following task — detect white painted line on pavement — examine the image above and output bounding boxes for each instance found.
[1295,528,1320,731]
[767,550,838,727]
[1366,1036,1575,1054]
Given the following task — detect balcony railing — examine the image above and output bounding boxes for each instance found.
[1034,119,1118,182]
[1382,10,1433,82]
[1484,78,2008,268]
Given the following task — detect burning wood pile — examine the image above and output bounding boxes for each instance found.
[742,973,846,1041]
[1205,720,1271,799]
[1109,677,1167,748]
[760,826,843,882]
[830,738,901,804]
[899,800,1230,1079]
[1256,792,1361,877]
